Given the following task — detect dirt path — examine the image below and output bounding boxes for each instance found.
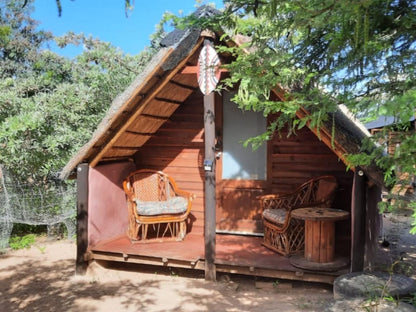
[0,211,415,312]
[0,239,333,311]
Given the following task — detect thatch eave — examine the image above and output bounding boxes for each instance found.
[60,5,385,189]
[60,27,204,180]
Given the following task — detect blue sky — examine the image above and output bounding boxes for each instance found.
[32,0,223,57]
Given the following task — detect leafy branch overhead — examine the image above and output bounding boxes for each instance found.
[23,0,135,17]
[0,0,154,181]
[176,0,416,210]
[7,0,416,216]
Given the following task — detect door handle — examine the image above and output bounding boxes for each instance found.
[215,152,222,160]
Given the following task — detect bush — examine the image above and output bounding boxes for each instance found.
[11,224,47,236]
[9,234,36,250]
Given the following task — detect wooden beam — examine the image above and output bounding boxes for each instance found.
[295,107,353,170]
[214,264,336,284]
[87,252,204,270]
[169,79,199,91]
[125,130,154,136]
[140,114,170,121]
[112,146,144,150]
[76,163,89,275]
[89,37,205,167]
[350,168,367,272]
[181,66,198,74]
[99,156,135,163]
[270,88,354,170]
[153,97,183,105]
[204,91,217,281]
[181,66,228,75]
[365,184,382,270]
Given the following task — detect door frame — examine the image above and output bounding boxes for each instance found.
[214,92,272,235]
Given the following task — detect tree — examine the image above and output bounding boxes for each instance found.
[37,0,135,17]
[0,0,155,181]
[174,1,416,215]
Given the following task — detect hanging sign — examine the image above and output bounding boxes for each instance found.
[197,41,221,95]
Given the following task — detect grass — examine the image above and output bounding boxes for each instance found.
[9,234,37,250]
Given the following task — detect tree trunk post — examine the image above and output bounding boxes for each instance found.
[76,163,89,275]
[350,168,367,272]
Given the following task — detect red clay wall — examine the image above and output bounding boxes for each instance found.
[88,161,136,246]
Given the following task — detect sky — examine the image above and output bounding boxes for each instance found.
[32,0,223,58]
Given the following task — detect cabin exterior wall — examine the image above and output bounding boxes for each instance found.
[88,161,136,246]
[130,90,354,239]
[133,91,206,235]
[270,125,354,209]
[270,125,354,256]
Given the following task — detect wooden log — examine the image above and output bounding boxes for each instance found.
[350,168,367,272]
[76,163,89,275]
[204,88,216,281]
[365,185,382,270]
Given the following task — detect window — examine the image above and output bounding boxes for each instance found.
[222,92,267,180]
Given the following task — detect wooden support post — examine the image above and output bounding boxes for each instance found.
[350,168,367,272]
[204,91,216,281]
[76,163,89,275]
[365,185,382,270]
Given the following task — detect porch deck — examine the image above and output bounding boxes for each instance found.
[87,233,348,284]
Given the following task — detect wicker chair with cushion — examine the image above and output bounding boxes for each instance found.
[123,169,194,242]
[259,175,338,256]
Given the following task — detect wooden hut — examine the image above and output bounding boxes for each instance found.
[365,116,415,200]
[61,6,385,283]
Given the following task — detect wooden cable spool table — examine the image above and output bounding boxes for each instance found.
[289,207,350,271]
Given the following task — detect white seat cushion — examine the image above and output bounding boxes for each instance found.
[263,208,287,224]
[134,197,188,216]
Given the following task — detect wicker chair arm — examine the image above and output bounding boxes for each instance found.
[174,190,194,216]
[258,193,297,211]
[166,175,195,214]
[296,200,330,209]
[122,180,135,201]
[172,188,195,201]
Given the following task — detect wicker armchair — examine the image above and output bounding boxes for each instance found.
[123,169,194,242]
[259,176,338,256]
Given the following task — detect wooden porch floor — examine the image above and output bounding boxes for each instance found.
[87,233,349,284]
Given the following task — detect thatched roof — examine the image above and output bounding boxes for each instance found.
[60,6,223,180]
[60,33,203,179]
[60,6,384,187]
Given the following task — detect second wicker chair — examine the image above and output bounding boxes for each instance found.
[259,176,338,256]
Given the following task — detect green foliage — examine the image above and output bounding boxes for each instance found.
[402,292,416,307]
[11,224,47,236]
[0,1,155,181]
[9,234,36,250]
[49,0,134,17]
[175,1,416,225]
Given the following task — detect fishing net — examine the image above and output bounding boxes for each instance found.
[0,166,76,249]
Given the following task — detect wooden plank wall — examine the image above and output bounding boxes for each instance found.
[134,91,205,235]
[133,95,355,245]
[271,126,353,199]
[271,126,354,256]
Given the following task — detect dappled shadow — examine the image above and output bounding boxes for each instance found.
[0,242,335,312]
[372,212,416,277]
[92,261,334,312]
[0,257,160,311]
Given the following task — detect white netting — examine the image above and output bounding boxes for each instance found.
[0,166,76,249]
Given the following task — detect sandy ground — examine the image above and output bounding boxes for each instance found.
[1,211,416,312]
